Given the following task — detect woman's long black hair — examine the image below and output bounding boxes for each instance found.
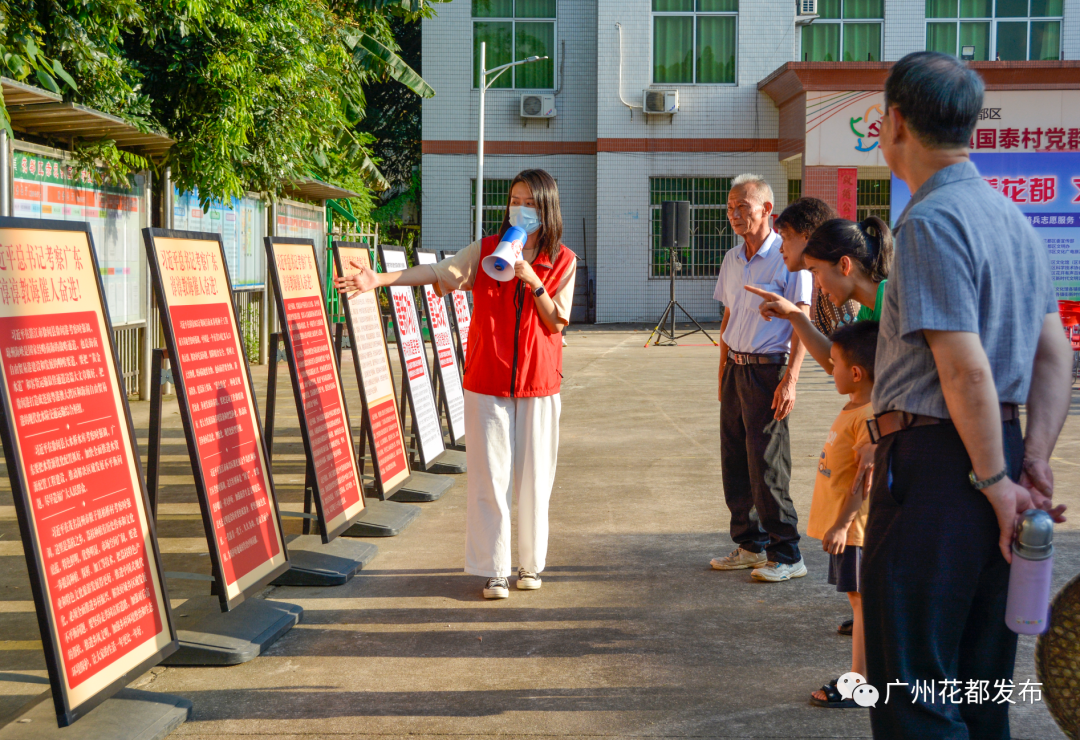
[802,216,892,282]
[498,169,563,261]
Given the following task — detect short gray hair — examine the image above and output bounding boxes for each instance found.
[731,174,774,207]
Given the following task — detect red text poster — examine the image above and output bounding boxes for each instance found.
[414,251,466,443]
[837,168,857,221]
[150,236,287,602]
[381,248,445,466]
[269,240,365,537]
[0,224,172,719]
[450,290,471,363]
[335,246,410,493]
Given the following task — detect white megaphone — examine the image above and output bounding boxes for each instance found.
[481,226,527,282]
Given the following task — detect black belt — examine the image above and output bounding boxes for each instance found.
[867,403,1020,444]
[727,351,789,365]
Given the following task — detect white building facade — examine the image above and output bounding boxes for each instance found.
[422,0,1080,322]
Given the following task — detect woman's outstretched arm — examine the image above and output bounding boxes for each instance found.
[334,259,437,295]
[743,285,835,374]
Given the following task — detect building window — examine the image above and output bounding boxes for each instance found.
[473,0,556,89]
[652,1,738,85]
[925,0,1061,61]
[787,179,802,204]
[801,0,884,62]
[650,177,734,278]
[470,179,512,239]
[856,179,890,225]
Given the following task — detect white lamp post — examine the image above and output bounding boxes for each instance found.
[475,42,548,242]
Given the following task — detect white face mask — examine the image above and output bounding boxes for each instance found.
[509,205,542,234]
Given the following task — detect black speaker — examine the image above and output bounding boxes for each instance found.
[661,201,691,250]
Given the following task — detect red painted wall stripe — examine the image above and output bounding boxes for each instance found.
[422,138,779,155]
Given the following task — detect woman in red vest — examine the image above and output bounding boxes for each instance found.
[335,169,577,599]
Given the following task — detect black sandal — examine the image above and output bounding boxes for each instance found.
[838,618,854,636]
[809,678,859,709]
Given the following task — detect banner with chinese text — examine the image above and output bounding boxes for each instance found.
[266,238,366,540]
[172,189,266,289]
[414,251,466,445]
[380,247,446,469]
[890,152,1080,301]
[144,231,289,607]
[12,149,146,326]
[0,219,175,726]
[333,244,411,495]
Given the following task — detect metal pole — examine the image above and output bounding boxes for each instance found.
[475,42,486,244]
[140,168,153,399]
[0,129,10,218]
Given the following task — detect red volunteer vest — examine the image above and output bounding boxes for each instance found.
[463,234,576,398]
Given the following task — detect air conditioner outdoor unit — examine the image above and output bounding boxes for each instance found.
[643,89,679,115]
[520,94,556,119]
[798,0,818,15]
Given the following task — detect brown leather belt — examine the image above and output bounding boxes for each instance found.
[867,403,1020,444]
[727,351,789,365]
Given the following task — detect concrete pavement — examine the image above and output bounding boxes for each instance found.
[0,326,1076,739]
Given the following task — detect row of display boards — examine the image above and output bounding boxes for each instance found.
[0,217,474,737]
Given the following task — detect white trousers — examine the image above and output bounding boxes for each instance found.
[463,390,561,578]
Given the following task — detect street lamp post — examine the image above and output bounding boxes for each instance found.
[475,43,548,242]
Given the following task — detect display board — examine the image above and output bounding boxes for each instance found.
[440,250,473,367]
[379,247,446,469]
[890,152,1080,301]
[0,219,175,726]
[275,200,327,276]
[332,243,411,496]
[172,189,266,289]
[414,250,466,445]
[143,229,289,608]
[12,149,146,326]
[265,237,366,540]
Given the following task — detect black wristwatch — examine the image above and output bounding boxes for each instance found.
[533,285,546,298]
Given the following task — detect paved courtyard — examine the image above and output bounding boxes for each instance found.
[0,327,1076,739]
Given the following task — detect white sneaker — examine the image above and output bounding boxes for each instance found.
[483,577,509,599]
[710,547,767,570]
[750,560,808,582]
[516,570,542,590]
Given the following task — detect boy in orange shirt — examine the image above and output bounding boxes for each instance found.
[807,321,878,709]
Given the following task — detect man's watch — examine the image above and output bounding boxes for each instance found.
[969,468,1008,490]
[533,285,546,298]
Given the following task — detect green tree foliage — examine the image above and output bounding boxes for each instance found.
[0,0,444,208]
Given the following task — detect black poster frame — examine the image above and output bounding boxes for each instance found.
[331,242,411,501]
[0,218,178,726]
[143,227,290,610]
[377,245,447,471]
[413,248,466,447]
[264,235,367,542]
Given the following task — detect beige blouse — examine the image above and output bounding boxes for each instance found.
[430,240,578,324]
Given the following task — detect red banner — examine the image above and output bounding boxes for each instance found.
[170,302,281,583]
[837,168,858,221]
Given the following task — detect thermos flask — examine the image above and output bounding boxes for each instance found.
[1005,509,1054,635]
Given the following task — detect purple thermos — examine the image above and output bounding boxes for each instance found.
[1005,509,1054,635]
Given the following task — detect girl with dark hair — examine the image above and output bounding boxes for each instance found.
[335,169,577,600]
[746,216,892,375]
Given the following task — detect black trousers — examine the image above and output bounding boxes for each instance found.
[863,420,1023,740]
[719,362,801,564]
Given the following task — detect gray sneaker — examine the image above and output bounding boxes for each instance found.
[516,570,542,590]
[710,547,767,570]
[483,577,509,599]
[750,560,808,582]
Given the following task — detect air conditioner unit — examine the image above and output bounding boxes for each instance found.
[798,0,818,15]
[643,89,679,115]
[520,94,556,119]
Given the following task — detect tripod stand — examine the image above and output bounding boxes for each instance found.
[645,200,718,347]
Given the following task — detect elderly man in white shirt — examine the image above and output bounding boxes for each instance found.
[709,174,813,582]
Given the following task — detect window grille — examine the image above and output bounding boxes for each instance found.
[650,177,734,278]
